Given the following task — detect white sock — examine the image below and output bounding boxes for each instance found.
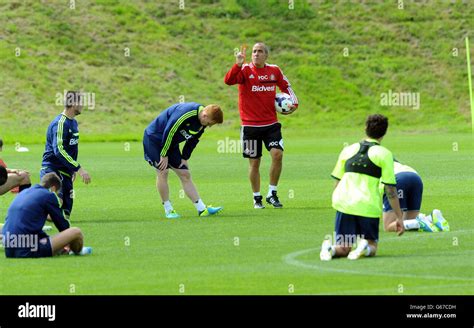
[418,212,433,222]
[403,219,420,230]
[163,200,173,213]
[330,245,336,256]
[267,185,277,197]
[364,245,372,257]
[253,192,261,197]
[194,199,206,212]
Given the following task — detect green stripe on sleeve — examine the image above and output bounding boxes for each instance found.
[160,111,195,156]
[57,116,79,167]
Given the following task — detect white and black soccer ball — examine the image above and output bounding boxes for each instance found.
[274,93,293,113]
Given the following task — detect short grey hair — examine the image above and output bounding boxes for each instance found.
[254,42,269,56]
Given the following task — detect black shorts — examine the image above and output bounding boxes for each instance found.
[240,123,284,159]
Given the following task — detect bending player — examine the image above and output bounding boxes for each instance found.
[143,102,224,219]
[2,172,91,258]
[383,160,449,233]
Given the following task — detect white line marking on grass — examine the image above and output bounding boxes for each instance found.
[283,230,474,282]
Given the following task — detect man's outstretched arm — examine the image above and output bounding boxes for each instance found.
[384,184,404,236]
[224,49,246,85]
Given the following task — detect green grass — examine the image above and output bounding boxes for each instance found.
[0,132,472,295]
[0,0,473,144]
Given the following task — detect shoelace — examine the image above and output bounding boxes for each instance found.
[269,196,279,204]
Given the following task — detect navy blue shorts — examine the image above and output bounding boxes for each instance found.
[40,167,74,217]
[383,172,423,212]
[143,132,188,170]
[4,236,53,258]
[334,211,379,244]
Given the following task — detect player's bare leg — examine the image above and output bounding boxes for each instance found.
[0,171,31,195]
[156,168,179,218]
[249,158,264,208]
[248,158,261,193]
[173,168,222,217]
[269,148,283,186]
[384,210,440,232]
[266,149,283,208]
[156,168,170,202]
[50,227,88,255]
[173,168,199,202]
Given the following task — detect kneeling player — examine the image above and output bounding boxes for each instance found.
[320,114,404,261]
[143,102,224,219]
[1,172,91,258]
[383,161,449,233]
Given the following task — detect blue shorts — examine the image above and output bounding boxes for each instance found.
[40,167,74,217]
[143,132,188,170]
[334,211,379,244]
[4,236,53,258]
[383,172,423,212]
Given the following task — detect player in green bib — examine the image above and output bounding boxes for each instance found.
[320,114,404,261]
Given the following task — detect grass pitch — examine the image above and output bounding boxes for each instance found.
[0,132,472,295]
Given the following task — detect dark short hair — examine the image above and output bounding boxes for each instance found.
[0,138,3,148]
[0,166,7,186]
[365,114,389,139]
[41,172,62,190]
[65,91,82,109]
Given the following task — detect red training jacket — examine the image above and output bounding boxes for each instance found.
[224,62,298,126]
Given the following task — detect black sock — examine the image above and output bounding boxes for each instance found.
[19,184,31,192]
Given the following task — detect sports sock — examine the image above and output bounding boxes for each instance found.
[194,199,206,212]
[19,183,31,192]
[403,219,420,230]
[364,245,372,257]
[253,192,261,197]
[330,245,336,256]
[267,185,277,197]
[163,200,173,213]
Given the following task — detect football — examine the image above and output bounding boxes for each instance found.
[274,92,293,113]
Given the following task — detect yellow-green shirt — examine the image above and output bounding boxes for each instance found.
[331,139,396,218]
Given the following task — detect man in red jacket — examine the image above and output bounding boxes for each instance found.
[225,42,298,209]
